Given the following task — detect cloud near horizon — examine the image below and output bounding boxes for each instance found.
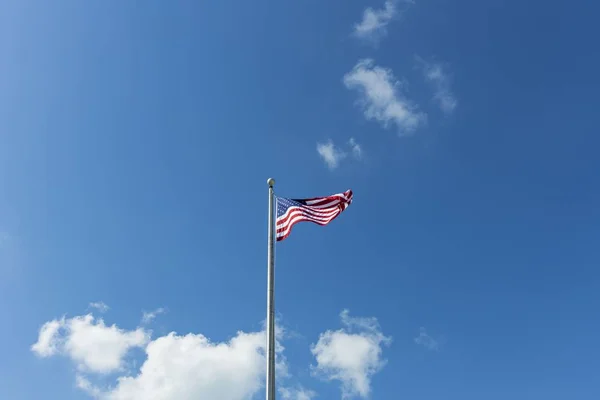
[311,310,391,398]
[31,311,279,399]
[32,314,149,374]
[32,307,390,400]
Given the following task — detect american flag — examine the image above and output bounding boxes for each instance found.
[276,190,353,241]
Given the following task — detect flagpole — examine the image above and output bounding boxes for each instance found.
[266,177,276,400]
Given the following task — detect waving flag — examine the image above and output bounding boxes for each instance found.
[275,190,353,241]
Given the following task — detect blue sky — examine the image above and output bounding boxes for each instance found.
[1,0,599,399]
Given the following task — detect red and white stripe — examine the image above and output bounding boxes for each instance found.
[276,190,353,241]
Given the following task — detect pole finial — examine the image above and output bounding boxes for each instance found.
[267,178,275,187]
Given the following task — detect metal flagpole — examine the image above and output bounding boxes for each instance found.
[266,178,276,400]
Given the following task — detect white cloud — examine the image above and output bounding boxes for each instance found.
[280,386,316,400]
[417,58,457,114]
[33,310,290,400]
[348,138,362,159]
[344,59,426,134]
[104,331,268,400]
[89,302,110,313]
[414,327,440,351]
[317,138,364,169]
[354,1,396,39]
[66,315,149,374]
[354,1,411,42]
[31,314,150,374]
[31,319,64,357]
[311,310,391,399]
[141,307,166,324]
[76,375,102,399]
[317,140,346,170]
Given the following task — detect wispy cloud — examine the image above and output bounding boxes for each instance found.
[317,140,347,170]
[414,327,440,351]
[344,59,426,134]
[354,1,396,41]
[280,386,316,400]
[311,310,391,398]
[349,138,362,159]
[354,1,413,43]
[317,138,363,169]
[76,374,102,398]
[88,302,109,313]
[417,57,457,115]
[141,307,166,324]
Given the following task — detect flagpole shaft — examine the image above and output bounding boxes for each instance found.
[266,178,276,400]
